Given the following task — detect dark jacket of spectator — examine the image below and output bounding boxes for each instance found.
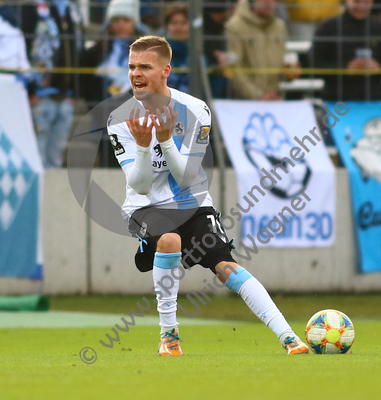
[310,10,381,100]
[21,1,83,98]
[166,38,189,93]
[80,0,148,105]
[203,6,227,67]
[0,5,17,27]
[164,3,190,93]
[80,25,145,105]
[203,1,231,98]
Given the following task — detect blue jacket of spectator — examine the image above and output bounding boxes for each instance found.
[166,38,189,93]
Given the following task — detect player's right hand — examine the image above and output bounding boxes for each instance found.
[126,109,154,148]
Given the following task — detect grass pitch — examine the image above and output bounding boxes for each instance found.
[1,294,381,400]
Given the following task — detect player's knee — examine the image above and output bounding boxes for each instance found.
[215,262,253,293]
[215,262,239,283]
[224,266,252,293]
[157,233,181,253]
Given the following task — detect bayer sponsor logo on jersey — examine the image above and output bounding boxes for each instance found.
[242,113,312,199]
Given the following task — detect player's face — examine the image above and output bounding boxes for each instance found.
[346,0,374,19]
[129,50,171,101]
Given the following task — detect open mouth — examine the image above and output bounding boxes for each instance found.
[134,83,147,91]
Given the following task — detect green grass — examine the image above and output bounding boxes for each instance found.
[49,293,381,321]
[1,295,381,400]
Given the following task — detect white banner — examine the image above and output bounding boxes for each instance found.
[0,74,44,278]
[214,100,336,247]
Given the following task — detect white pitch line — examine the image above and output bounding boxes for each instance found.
[0,311,243,329]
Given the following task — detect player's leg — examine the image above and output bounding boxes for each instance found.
[31,97,56,168]
[45,99,73,168]
[130,207,185,355]
[154,232,183,356]
[215,261,309,355]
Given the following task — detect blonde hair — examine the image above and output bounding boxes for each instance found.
[129,36,172,64]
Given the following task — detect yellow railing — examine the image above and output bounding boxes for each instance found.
[2,67,381,76]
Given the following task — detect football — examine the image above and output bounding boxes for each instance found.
[305,309,355,354]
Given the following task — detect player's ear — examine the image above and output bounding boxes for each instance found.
[163,64,171,79]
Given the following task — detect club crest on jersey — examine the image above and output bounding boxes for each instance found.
[174,121,185,136]
[154,144,163,157]
[109,134,125,155]
[196,125,210,144]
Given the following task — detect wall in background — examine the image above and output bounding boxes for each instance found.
[1,168,381,295]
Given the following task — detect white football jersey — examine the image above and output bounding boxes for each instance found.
[107,88,214,219]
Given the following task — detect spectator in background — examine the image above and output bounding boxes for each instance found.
[309,0,381,101]
[203,0,233,98]
[164,2,189,93]
[80,0,147,167]
[140,0,162,33]
[81,0,147,105]
[225,0,288,100]
[0,14,30,71]
[89,0,110,25]
[371,0,381,21]
[20,0,84,169]
[0,3,18,28]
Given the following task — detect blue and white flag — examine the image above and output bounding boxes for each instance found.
[214,100,336,247]
[328,101,381,273]
[0,74,43,278]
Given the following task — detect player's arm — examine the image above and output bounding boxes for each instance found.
[124,109,155,195]
[152,104,211,189]
[107,111,154,195]
[123,145,153,195]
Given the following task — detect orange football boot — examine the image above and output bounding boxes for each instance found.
[283,336,309,355]
[158,329,183,356]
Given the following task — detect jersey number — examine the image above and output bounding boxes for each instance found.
[207,214,227,242]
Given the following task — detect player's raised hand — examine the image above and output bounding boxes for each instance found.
[126,109,153,147]
[151,105,178,143]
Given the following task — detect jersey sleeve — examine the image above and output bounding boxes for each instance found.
[159,101,212,189]
[107,113,136,168]
[187,102,211,157]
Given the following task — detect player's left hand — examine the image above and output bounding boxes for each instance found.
[151,105,178,143]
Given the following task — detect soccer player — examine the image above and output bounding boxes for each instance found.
[107,35,309,356]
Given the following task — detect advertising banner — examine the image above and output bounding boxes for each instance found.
[0,74,43,278]
[214,100,336,248]
[328,101,381,273]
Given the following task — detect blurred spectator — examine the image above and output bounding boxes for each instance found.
[164,2,189,93]
[0,3,18,28]
[81,0,146,105]
[203,0,233,98]
[89,0,110,25]
[225,0,288,100]
[309,0,381,101]
[371,0,381,20]
[275,0,289,23]
[140,0,162,33]
[20,0,84,169]
[0,14,30,71]
[80,0,146,167]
